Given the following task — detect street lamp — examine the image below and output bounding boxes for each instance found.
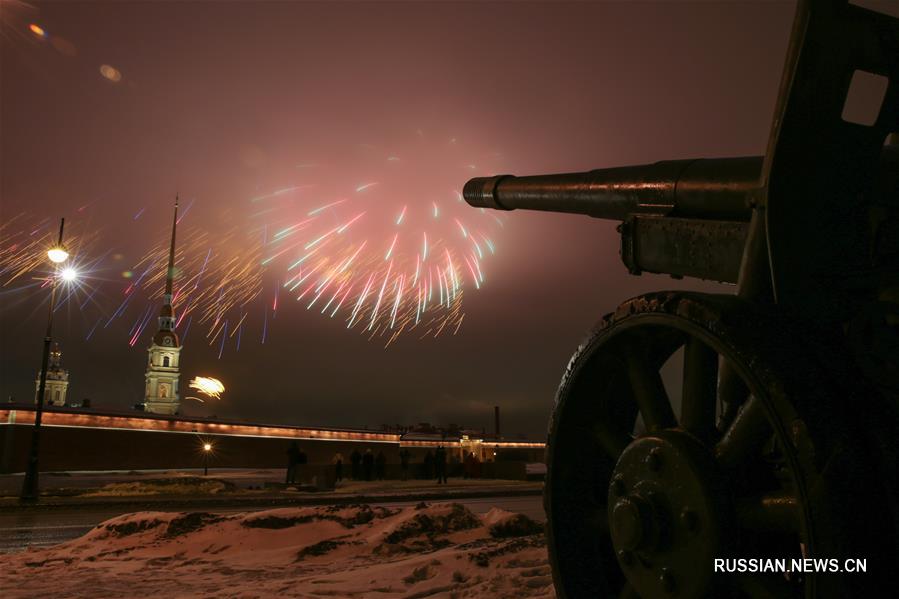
[47,247,69,264]
[203,442,213,476]
[20,218,73,502]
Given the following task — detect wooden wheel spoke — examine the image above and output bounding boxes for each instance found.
[680,337,719,440]
[592,421,631,460]
[717,360,750,431]
[735,493,799,534]
[715,395,771,469]
[623,344,675,432]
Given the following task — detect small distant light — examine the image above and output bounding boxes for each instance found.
[99,64,122,82]
[61,267,78,282]
[47,246,69,263]
[29,24,47,38]
[203,443,212,452]
[122,270,133,278]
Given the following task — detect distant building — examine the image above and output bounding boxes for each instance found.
[34,343,69,407]
[144,198,182,415]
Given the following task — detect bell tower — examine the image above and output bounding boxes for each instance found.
[35,343,69,407]
[144,197,182,415]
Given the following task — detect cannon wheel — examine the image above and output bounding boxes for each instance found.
[545,292,888,598]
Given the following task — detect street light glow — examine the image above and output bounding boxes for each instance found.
[61,267,78,282]
[203,443,212,452]
[47,246,69,263]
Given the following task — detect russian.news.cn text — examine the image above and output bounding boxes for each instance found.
[714,558,866,574]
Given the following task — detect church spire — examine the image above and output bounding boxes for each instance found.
[157,196,179,333]
[145,195,182,415]
[165,195,178,300]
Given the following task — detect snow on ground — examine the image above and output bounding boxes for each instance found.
[0,503,555,598]
[82,477,237,496]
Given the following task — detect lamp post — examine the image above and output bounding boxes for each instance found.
[203,442,212,476]
[20,218,70,502]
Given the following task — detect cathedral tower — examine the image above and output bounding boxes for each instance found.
[35,343,69,407]
[144,197,182,414]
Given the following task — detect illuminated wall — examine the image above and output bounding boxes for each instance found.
[0,408,545,473]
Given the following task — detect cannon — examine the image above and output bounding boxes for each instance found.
[463,1,898,597]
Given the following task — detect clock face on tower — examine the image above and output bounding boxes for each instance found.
[163,337,173,346]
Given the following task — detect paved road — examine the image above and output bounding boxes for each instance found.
[0,495,544,553]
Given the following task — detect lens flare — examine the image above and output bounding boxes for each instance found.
[99,64,121,82]
[61,267,78,282]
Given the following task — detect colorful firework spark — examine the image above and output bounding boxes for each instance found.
[0,131,506,354]
[188,376,225,401]
[121,219,264,349]
[0,213,101,292]
[255,132,505,346]
[0,207,264,356]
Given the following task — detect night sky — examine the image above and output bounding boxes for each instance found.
[1,1,797,437]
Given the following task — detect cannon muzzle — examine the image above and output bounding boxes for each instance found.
[464,157,761,222]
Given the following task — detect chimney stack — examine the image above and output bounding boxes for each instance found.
[494,405,501,439]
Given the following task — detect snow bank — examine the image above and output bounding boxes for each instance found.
[0,503,555,598]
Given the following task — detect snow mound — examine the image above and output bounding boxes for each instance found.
[0,502,554,598]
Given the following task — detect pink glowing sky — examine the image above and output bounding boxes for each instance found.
[1,1,799,435]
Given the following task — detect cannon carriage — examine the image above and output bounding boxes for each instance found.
[463,1,898,597]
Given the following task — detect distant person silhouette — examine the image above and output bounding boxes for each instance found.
[350,449,362,480]
[333,452,344,482]
[362,448,374,481]
[463,452,474,479]
[286,441,301,484]
[296,446,308,484]
[435,445,448,484]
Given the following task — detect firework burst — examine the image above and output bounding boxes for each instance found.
[122,218,264,349]
[188,376,225,401]
[255,131,505,345]
[0,213,101,295]
[1,132,506,353]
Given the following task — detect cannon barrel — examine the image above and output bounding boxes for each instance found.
[464,156,761,222]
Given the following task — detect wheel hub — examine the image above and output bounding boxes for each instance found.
[609,432,725,597]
